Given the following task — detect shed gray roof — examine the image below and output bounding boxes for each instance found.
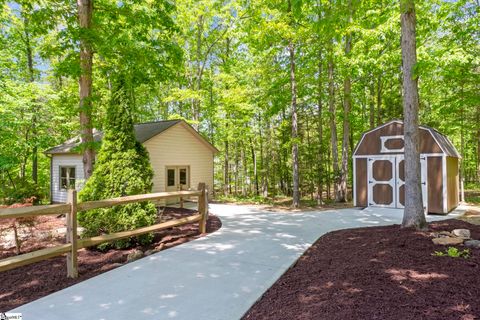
[427,127,461,158]
[45,120,182,154]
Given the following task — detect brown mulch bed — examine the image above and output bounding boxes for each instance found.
[243,219,480,320]
[0,207,221,311]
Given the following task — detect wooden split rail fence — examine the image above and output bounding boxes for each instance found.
[0,183,209,278]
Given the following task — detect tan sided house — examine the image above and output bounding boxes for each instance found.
[353,120,460,214]
[45,120,218,203]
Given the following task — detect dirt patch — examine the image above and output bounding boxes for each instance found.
[243,219,480,320]
[0,207,221,311]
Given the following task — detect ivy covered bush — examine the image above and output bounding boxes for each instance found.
[78,79,157,249]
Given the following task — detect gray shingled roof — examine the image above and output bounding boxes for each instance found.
[45,120,181,154]
[425,126,461,158]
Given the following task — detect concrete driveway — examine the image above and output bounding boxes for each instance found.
[11,204,465,320]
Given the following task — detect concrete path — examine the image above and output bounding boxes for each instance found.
[11,205,465,320]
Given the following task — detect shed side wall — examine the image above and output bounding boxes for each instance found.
[355,122,442,155]
[51,154,85,203]
[355,158,368,207]
[446,156,459,212]
[427,156,443,214]
[143,124,214,196]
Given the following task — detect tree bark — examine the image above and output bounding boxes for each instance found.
[400,0,426,229]
[78,0,95,180]
[328,44,339,201]
[338,1,352,203]
[477,105,480,183]
[376,74,382,126]
[369,81,375,129]
[224,138,229,196]
[316,53,324,205]
[289,39,300,208]
[250,137,259,196]
[22,13,38,184]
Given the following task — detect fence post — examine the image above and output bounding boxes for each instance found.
[197,183,208,234]
[179,184,184,209]
[67,189,78,278]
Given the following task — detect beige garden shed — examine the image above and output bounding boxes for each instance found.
[353,120,460,214]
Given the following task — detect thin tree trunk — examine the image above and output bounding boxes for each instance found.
[317,53,324,205]
[241,143,247,196]
[289,39,300,208]
[250,137,259,196]
[338,1,352,202]
[476,105,480,183]
[224,138,229,196]
[192,15,204,129]
[376,74,382,126]
[328,45,339,201]
[369,81,375,129]
[400,0,426,229]
[6,170,16,191]
[78,0,95,180]
[262,119,269,198]
[234,142,239,195]
[22,14,38,184]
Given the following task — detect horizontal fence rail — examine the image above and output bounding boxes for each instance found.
[0,204,71,220]
[0,183,209,278]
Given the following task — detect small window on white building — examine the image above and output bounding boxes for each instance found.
[179,168,187,185]
[60,166,76,190]
[167,169,175,187]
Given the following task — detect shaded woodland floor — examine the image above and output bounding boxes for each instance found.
[243,219,480,320]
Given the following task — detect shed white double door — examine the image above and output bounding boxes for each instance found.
[367,155,427,209]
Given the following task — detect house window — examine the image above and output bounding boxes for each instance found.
[167,169,175,187]
[60,166,76,190]
[179,168,187,185]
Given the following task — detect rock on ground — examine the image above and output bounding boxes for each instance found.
[464,240,480,249]
[432,237,464,245]
[452,229,471,239]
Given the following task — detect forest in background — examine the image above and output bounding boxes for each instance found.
[0,0,478,204]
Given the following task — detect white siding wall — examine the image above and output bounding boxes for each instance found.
[143,123,215,196]
[51,154,85,203]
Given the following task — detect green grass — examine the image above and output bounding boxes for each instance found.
[214,194,276,205]
[214,194,353,209]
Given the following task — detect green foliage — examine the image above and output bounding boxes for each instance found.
[0,180,45,205]
[78,79,157,249]
[0,0,479,207]
[432,247,470,259]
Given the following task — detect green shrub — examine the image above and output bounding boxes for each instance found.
[1,180,45,205]
[78,79,157,249]
[432,247,470,259]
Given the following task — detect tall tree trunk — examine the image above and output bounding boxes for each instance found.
[476,105,480,183]
[338,1,352,203]
[369,81,375,129]
[250,137,259,196]
[23,14,38,184]
[234,142,239,195]
[262,119,270,198]
[224,138,229,196]
[289,39,300,208]
[78,0,95,180]
[192,15,204,129]
[288,0,300,208]
[317,55,324,205]
[328,45,339,201]
[376,74,382,126]
[400,0,426,229]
